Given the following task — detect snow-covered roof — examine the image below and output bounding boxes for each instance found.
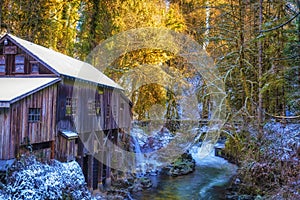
[5,34,123,90]
[0,77,60,107]
[59,130,78,140]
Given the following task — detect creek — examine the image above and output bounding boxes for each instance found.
[129,125,237,200]
[131,148,237,200]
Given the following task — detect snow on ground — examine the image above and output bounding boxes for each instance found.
[0,156,91,200]
[263,121,300,162]
[236,121,300,198]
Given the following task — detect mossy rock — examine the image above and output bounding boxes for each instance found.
[162,152,196,176]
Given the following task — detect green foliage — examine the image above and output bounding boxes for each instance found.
[134,83,167,120]
[1,0,298,119]
[112,0,186,32]
[75,1,190,121]
[206,0,300,118]
[1,0,80,56]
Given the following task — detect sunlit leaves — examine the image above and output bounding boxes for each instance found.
[1,0,80,56]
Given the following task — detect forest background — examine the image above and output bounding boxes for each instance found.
[0,0,299,198]
[1,0,299,123]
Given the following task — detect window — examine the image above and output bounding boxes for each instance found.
[113,104,117,117]
[66,97,77,116]
[88,99,101,116]
[97,86,104,95]
[31,62,39,74]
[0,56,5,73]
[15,55,25,73]
[106,104,110,118]
[28,108,41,122]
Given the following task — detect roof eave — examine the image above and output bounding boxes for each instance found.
[61,75,124,91]
[0,102,10,108]
[9,78,60,105]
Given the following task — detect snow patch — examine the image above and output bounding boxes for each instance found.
[0,156,91,200]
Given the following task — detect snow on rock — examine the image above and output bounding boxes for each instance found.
[130,123,175,153]
[0,156,91,200]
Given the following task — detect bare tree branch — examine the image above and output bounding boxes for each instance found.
[271,54,300,61]
[250,99,300,119]
[261,12,300,33]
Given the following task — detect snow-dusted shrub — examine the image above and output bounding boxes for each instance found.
[225,122,300,198]
[0,156,91,200]
[0,190,8,199]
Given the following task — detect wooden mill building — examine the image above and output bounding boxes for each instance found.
[0,33,132,190]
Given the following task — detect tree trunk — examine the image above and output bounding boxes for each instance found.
[203,0,210,50]
[258,0,264,137]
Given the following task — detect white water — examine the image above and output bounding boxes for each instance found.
[132,157,237,199]
[131,123,237,199]
[132,143,237,199]
[192,146,238,199]
[132,136,146,176]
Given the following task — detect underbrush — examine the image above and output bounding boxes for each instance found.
[224,122,300,199]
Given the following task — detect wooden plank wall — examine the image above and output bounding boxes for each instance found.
[56,135,77,162]
[56,79,132,190]
[118,95,132,129]
[56,81,75,131]
[0,108,11,159]
[57,79,132,134]
[9,84,57,159]
[0,39,54,76]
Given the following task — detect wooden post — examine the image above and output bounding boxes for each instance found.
[88,155,94,190]
[77,139,84,167]
[98,159,103,190]
[50,140,55,159]
[105,146,111,188]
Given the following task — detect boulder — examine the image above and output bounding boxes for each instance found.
[162,152,196,176]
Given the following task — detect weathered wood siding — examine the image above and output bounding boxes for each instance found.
[0,108,11,159]
[0,39,55,76]
[9,84,57,159]
[56,79,132,134]
[56,135,77,162]
[118,94,132,129]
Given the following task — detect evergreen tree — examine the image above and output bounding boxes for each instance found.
[0,0,80,55]
[78,0,188,121]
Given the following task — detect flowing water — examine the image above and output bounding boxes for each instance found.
[131,148,237,200]
[132,136,147,176]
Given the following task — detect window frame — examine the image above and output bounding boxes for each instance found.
[88,99,101,116]
[0,55,5,74]
[14,54,25,73]
[113,104,117,118]
[65,97,77,116]
[120,102,124,111]
[28,108,41,123]
[30,61,39,74]
[106,104,110,118]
